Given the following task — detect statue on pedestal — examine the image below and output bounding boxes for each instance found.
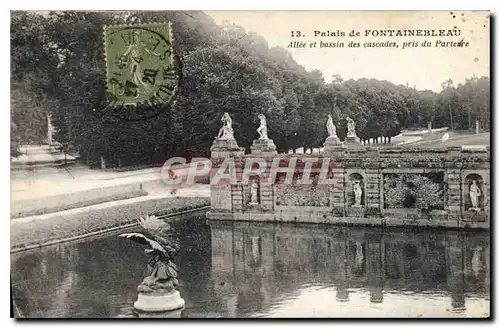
[250,113,277,155]
[346,117,357,137]
[257,114,269,140]
[323,114,343,152]
[326,114,337,138]
[353,181,362,207]
[469,180,481,211]
[119,215,185,313]
[216,112,234,140]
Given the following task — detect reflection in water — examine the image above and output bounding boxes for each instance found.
[134,308,184,318]
[11,216,490,318]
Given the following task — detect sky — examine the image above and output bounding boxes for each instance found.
[206,11,490,92]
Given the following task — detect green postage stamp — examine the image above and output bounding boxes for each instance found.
[103,23,177,107]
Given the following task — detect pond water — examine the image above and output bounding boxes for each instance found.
[11,215,490,318]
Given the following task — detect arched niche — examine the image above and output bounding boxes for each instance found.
[245,175,261,206]
[463,173,485,211]
[348,172,365,207]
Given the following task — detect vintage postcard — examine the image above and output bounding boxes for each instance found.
[10,10,490,318]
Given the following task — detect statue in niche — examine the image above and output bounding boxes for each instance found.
[353,180,363,207]
[249,179,259,205]
[257,113,269,140]
[469,180,481,211]
[326,114,337,138]
[346,116,357,137]
[216,112,234,140]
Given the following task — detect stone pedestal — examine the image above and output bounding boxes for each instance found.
[344,135,361,145]
[211,138,240,151]
[135,308,183,318]
[463,210,487,222]
[323,136,344,153]
[347,206,365,218]
[245,204,263,213]
[210,138,245,215]
[134,290,185,313]
[210,139,245,158]
[250,138,277,156]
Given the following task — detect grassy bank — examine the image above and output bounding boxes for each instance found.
[401,131,490,148]
[11,190,148,219]
[11,181,149,219]
[10,196,210,251]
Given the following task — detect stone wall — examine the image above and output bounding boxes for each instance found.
[209,141,490,229]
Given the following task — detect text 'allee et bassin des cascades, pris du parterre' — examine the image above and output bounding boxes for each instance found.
[287,29,469,49]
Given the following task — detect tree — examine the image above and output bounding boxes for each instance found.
[455,76,490,131]
[11,11,490,167]
[440,78,454,130]
[11,81,50,145]
[11,11,59,155]
[331,74,343,84]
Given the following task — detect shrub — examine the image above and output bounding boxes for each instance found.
[384,173,444,212]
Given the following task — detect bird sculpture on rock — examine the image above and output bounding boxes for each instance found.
[119,215,180,293]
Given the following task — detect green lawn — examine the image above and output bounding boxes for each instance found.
[402,131,490,148]
[11,197,210,251]
[11,189,149,219]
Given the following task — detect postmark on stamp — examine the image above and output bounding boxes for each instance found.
[103,23,178,107]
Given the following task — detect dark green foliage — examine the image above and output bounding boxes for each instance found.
[384,173,444,212]
[11,11,491,164]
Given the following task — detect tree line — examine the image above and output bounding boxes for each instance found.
[11,11,490,165]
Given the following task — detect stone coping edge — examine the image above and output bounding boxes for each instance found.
[10,206,210,254]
